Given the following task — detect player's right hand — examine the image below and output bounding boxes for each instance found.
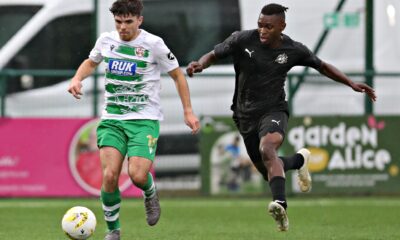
[68,78,83,99]
[186,61,203,77]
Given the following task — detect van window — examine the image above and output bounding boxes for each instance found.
[5,13,93,93]
[142,0,240,65]
[0,6,41,47]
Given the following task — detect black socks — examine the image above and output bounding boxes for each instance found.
[280,153,304,172]
[269,176,287,209]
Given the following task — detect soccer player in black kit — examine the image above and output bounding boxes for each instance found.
[186,4,376,231]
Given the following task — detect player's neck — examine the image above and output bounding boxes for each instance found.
[269,35,284,49]
[121,29,142,42]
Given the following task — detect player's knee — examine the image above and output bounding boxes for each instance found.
[259,145,274,162]
[259,134,282,161]
[130,172,147,187]
[102,169,119,190]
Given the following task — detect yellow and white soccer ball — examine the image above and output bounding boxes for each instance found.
[61,206,97,240]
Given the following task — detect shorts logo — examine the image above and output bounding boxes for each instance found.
[271,119,280,125]
[275,53,288,64]
[147,135,158,154]
[108,59,136,76]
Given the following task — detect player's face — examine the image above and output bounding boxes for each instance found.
[257,13,286,45]
[114,14,143,41]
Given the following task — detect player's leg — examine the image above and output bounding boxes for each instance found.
[241,129,288,231]
[128,156,160,226]
[260,132,287,205]
[258,112,287,207]
[125,119,160,226]
[258,112,289,231]
[100,147,124,239]
[97,120,127,239]
[236,114,288,230]
[279,149,312,192]
[280,154,304,172]
[242,133,268,181]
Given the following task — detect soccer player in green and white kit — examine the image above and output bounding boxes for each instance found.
[68,0,200,239]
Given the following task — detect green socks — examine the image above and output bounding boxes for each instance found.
[100,173,155,231]
[101,188,121,231]
[141,172,156,199]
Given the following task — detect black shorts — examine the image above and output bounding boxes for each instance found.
[235,111,288,139]
[234,111,288,179]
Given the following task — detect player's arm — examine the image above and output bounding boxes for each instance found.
[68,59,100,99]
[319,61,376,101]
[186,50,218,77]
[187,31,240,77]
[168,67,200,134]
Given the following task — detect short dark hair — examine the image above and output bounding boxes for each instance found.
[110,0,143,17]
[261,3,288,19]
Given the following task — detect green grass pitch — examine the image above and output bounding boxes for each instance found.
[0,197,399,240]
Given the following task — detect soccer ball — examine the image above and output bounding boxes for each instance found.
[61,206,97,240]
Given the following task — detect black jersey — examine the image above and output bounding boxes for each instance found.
[214,30,322,119]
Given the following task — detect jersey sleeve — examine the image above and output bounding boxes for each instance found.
[88,34,105,63]
[153,38,179,73]
[296,43,322,70]
[214,31,240,59]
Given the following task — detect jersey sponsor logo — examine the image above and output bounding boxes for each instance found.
[108,59,137,76]
[167,52,175,60]
[275,53,288,64]
[110,44,115,51]
[245,48,255,58]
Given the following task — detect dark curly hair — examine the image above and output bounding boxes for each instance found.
[109,0,143,17]
[261,3,288,19]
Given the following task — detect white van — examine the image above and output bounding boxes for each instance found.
[1,0,399,132]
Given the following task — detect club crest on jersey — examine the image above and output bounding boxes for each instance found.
[135,47,145,57]
[108,59,136,76]
[275,53,288,64]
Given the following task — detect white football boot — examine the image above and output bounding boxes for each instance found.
[268,201,289,231]
[297,148,312,192]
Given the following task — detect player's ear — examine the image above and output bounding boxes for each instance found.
[280,21,286,32]
[137,15,143,26]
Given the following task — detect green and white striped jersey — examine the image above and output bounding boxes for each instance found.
[89,29,179,120]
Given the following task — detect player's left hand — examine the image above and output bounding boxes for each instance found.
[351,82,376,102]
[184,112,200,134]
